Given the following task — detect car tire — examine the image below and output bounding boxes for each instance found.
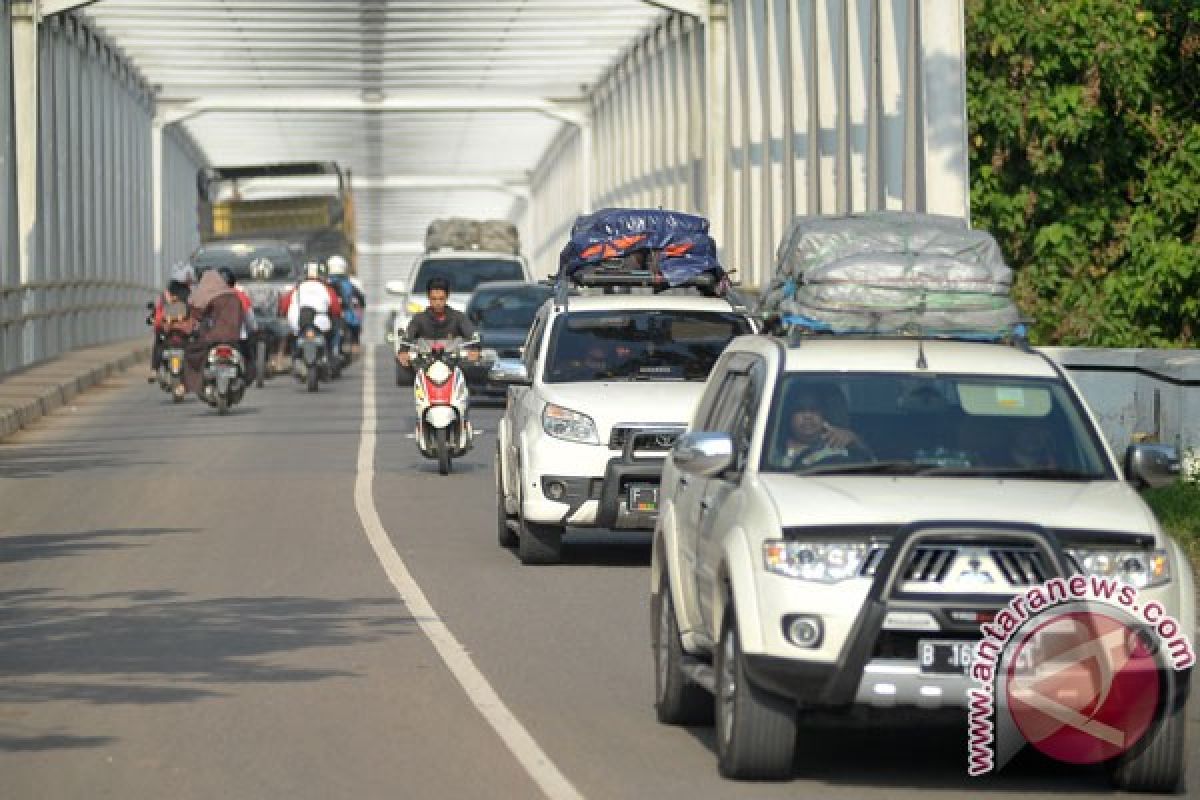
[1109,691,1188,794]
[496,447,518,548]
[517,494,563,565]
[715,607,796,780]
[652,570,712,725]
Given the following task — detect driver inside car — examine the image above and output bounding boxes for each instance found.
[778,385,869,469]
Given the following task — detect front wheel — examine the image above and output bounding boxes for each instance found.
[255,340,266,388]
[715,608,796,780]
[653,573,712,725]
[1109,691,1188,794]
[307,365,319,393]
[435,426,451,475]
[496,447,517,548]
[517,496,563,565]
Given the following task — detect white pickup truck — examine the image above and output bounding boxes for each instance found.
[492,289,754,564]
[652,332,1194,790]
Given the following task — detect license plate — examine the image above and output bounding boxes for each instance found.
[627,484,659,513]
[169,356,182,371]
[919,639,1036,675]
[919,640,978,674]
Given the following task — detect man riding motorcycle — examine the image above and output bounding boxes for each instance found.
[396,276,476,370]
[218,266,259,384]
[281,262,343,350]
[326,255,365,351]
[149,263,195,381]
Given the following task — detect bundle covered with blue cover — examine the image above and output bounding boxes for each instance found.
[557,208,726,289]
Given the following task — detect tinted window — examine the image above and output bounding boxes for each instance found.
[191,244,295,280]
[412,259,525,293]
[467,285,551,329]
[544,311,751,383]
[760,372,1114,479]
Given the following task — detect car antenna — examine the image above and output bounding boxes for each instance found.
[915,335,928,370]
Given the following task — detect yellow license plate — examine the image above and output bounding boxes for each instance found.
[169,357,182,371]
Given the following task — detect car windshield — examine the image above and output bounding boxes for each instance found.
[191,244,295,280]
[412,259,525,293]
[544,311,751,383]
[760,372,1114,480]
[467,285,551,329]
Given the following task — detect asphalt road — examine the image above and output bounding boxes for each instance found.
[1,346,1196,799]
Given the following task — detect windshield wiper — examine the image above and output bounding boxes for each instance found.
[800,461,924,476]
[916,465,1103,480]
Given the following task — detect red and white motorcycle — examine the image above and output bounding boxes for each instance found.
[398,335,479,475]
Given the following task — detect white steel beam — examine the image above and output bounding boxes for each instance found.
[640,0,708,18]
[704,0,729,248]
[11,0,38,363]
[40,0,99,16]
[156,92,588,127]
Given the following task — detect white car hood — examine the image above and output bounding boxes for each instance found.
[758,474,1159,536]
[539,381,704,436]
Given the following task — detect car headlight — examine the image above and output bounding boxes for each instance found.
[763,540,869,583]
[480,348,499,364]
[541,403,599,444]
[1066,547,1171,589]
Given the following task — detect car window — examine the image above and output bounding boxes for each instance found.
[707,371,750,435]
[543,310,751,383]
[730,360,765,470]
[522,312,547,373]
[467,286,551,329]
[760,372,1115,479]
[411,259,525,293]
[191,243,295,280]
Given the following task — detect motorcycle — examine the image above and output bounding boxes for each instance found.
[147,299,191,402]
[201,342,246,415]
[399,335,480,475]
[292,308,331,392]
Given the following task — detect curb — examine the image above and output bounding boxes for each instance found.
[0,340,151,441]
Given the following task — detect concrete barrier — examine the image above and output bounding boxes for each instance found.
[0,339,150,440]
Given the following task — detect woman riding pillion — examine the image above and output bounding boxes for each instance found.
[182,269,246,399]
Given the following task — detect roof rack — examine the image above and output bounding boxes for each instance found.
[773,314,1032,351]
[552,266,749,315]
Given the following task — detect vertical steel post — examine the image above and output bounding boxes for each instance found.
[704,0,729,253]
[11,0,38,366]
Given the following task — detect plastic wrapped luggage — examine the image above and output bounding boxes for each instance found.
[425,218,482,252]
[478,219,520,255]
[557,208,727,289]
[758,212,1019,337]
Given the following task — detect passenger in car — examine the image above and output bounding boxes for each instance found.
[777,385,870,469]
[1009,422,1059,468]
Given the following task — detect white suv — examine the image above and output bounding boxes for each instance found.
[653,334,1195,789]
[493,291,754,564]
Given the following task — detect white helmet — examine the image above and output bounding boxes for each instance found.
[171,263,196,285]
[304,262,322,280]
[326,255,349,276]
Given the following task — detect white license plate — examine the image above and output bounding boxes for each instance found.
[919,639,1036,675]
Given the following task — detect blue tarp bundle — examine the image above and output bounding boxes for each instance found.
[557,208,725,287]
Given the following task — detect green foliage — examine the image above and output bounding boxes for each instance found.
[966,1,1200,346]
[1142,480,1200,566]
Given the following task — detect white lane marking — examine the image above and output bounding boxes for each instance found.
[354,351,584,800]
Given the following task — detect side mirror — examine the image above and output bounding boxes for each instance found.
[385,280,408,296]
[488,358,530,386]
[672,432,734,477]
[1124,443,1181,490]
[385,332,396,344]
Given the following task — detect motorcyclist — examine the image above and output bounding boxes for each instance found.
[182,269,246,398]
[396,276,477,369]
[280,262,342,349]
[149,263,195,381]
[218,266,258,383]
[326,255,365,351]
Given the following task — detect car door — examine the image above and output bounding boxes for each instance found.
[692,361,755,630]
[505,308,547,497]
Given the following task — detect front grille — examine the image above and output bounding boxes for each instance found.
[608,425,685,451]
[861,542,1054,589]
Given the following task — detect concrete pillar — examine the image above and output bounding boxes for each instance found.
[704,0,729,251]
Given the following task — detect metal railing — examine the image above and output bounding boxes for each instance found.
[0,279,157,376]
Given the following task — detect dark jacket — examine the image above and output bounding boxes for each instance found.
[406,306,475,341]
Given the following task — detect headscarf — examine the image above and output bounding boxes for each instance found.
[189,269,235,310]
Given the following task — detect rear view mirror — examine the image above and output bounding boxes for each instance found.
[385,280,408,296]
[1125,444,1180,490]
[672,432,734,477]
[489,358,530,386]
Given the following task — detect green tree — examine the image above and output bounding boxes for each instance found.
[966,0,1199,346]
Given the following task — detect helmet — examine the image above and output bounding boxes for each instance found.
[217,266,236,287]
[326,255,349,276]
[304,262,322,280]
[171,263,196,286]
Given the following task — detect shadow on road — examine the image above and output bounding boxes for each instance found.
[0,528,197,564]
[0,588,418,752]
[0,447,162,479]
